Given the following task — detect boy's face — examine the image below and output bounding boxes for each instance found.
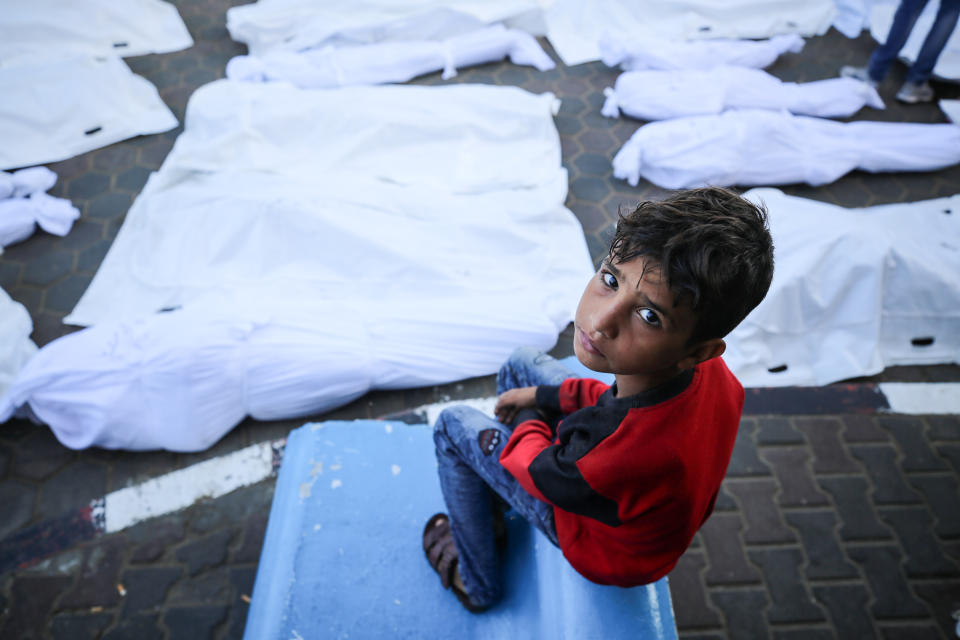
[573,256,708,397]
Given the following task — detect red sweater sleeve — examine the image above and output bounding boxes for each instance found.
[499,418,553,503]
[557,378,610,414]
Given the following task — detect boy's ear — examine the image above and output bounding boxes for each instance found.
[679,338,726,371]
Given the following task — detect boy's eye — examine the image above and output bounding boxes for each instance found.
[638,308,661,327]
[601,271,618,289]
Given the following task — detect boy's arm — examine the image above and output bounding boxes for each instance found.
[499,408,622,527]
[537,378,611,414]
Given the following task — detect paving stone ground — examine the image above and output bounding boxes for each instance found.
[1,1,959,638]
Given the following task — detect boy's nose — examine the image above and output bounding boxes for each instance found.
[591,301,620,338]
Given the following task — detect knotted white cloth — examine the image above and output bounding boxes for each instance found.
[601,67,884,121]
[599,33,805,70]
[226,24,554,88]
[612,109,960,188]
[0,167,79,249]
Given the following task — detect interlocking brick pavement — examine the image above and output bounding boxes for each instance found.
[1,0,960,638]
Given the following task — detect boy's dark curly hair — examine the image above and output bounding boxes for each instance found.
[608,187,774,344]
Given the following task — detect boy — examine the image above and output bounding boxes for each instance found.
[423,187,775,611]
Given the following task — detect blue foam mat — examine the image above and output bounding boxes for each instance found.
[245,418,677,640]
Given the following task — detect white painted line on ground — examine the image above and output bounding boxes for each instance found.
[104,440,276,533]
[95,382,959,534]
[878,383,960,415]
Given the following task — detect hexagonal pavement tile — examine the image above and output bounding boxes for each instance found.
[0,480,36,539]
[57,219,104,251]
[77,240,113,274]
[65,172,111,201]
[0,262,21,290]
[21,251,75,287]
[12,430,74,481]
[35,460,109,521]
[91,145,137,172]
[86,191,133,220]
[44,274,93,314]
[114,168,151,195]
[569,175,610,203]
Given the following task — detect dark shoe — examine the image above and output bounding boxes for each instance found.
[840,65,879,88]
[422,513,488,613]
[896,81,934,104]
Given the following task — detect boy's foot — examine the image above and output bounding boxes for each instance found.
[422,513,488,613]
[840,65,879,88]
[896,81,934,104]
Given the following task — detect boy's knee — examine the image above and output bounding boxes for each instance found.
[433,406,481,442]
[507,346,544,366]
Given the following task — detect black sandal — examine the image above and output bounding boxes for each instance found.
[422,513,487,613]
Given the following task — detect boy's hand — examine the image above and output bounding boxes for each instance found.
[494,387,538,426]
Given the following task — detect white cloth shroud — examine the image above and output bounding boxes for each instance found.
[0,288,38,401]
[601,67,884,121]
[226,0,544,57]
[0,167,80,248]
[870,0,960,81]
[612,109,960,188]
[3,81,594,451]
[832,0,887,39]
[543,0,836,66]
[226,24,554,88]
[725,188,960,387]
[0,0,192,64]
[941,99,960,123]
[599,33,805,71]
[0,56,178,171]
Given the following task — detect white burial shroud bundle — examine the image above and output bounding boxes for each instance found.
[0,0,188,170]
[0,288,37,401]
[225,24,555,88]
[543,0,836,66]
[225,0,545,57]
[0,56,178,171]
[599,33,805,71]
[725,188,960,387]
[0,0,192,62]
[0,167,80,249]
[612,109,960,189]
[1,81,594,451]
[871,1,960,80]
[601,67,884,121]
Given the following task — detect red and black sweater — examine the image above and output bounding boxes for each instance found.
[499,357,743,587]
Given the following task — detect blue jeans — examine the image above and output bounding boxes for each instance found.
[432,347,574,608]
[868,0,960,84]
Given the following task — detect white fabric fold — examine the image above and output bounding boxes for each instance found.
[0,288,37,405]
[0,0,192,64]
[601,67,884,121]
[544,0,834,66]
[225,24,554,89]
[870,1,960,80]
[0,56,178,171]
[10,80,594,450]
[0,296,564,451]
[226,0,542,57]
[941,99,960,123]
[599,33,805,70]
[725,188,960,387]
[612,109,960,188]
[0,168,80,248]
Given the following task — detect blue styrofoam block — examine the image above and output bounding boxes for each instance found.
[245,419,677,640]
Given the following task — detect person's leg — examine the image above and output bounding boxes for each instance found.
[496,346,574,395]
[905,0,960,84]
[868,0,930,82]
[432,405,558,608]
